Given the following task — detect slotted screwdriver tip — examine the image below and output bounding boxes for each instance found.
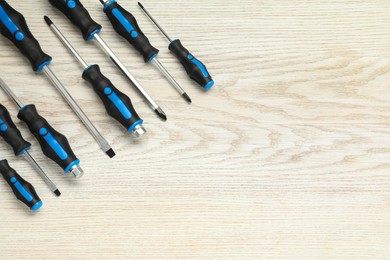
[54,189,61,197]
[106,148,116,158]
[138,2,144,9]
[155,107,167,121]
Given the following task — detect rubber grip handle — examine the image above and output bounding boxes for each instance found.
[48,0,102,40]
[17,105,80,173]
[103,1,159,62]
[0,159,42,211]
[0,104,31,156]
[169,39,214,90]
[82,65,143,132]
[0,0,52,71]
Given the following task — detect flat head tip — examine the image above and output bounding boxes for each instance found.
[106,148,116,158]
[54,189,61,197]
[44,16,53,26]
[138,2,144,9]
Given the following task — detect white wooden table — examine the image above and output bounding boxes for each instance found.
[1,0,390,258]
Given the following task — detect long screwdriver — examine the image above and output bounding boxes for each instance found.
[47,0,167,121]
[99,0,191,103]
[0,79,83,178]
[0,104,60,196]
[0,159,43,211]
[138,2,214,90]
[45,16,146,137]
[0,0,115,158]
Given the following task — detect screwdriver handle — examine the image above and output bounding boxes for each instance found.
[17,105,80,174]
[169,39,214,90]
[102,1,159,63]
[0,159,42,211]
[48,0,102,41]
[0,0,52,71]
[82,65,143,132]
[0,104,31,156]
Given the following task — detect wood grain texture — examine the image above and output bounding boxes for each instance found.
[1,0,390,259]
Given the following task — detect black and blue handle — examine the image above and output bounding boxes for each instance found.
[48,0,102,40]
[17,105,80,174]
[0,104,31,156]
[0,159,42,211]
[102,1,159,63]
[82,65,143,132]
[0,0,52,71]
[168,39,214,90]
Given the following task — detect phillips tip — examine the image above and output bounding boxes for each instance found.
[106,148,116,158]
[138,2,144,9]
[182,93,192,103]
[54,189,61,197]
[44,16,53,26]
[155,107,167,121]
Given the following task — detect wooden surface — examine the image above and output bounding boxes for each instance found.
[1,0,390,258]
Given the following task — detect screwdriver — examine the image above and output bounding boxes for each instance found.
[45,16,146,137]
[0,104,60,196]
[0,79,83,178]
[99,0,191,103]
[0,159,43,211]
[138,2,214,90]
[47,0,167,121]
[0,0,115,158]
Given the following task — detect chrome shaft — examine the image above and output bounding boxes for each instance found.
[23,151,59,194]
[151,58,185,95]
[48,22,88,69]
[138,3,173,42]
[0,78,24,108]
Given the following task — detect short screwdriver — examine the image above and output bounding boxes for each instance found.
[0,79,83,178]
[0,104,60,196]
[99,0,192,103]
[0,0,115,158]
[0,159,43,211]
[45,16,146,137]
[138,2,214,90]
[47,0,167,121]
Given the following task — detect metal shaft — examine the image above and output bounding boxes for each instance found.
[138,2,173,42]
[48,22,88,69]
[92,34,165,115]
[151,58,185,95]
[23,151,60,196]
[41,65,112,154]
[0,78,24,108]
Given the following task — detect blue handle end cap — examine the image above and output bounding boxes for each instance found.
[128,119,143,132]
[36,60,52,72]
[86,28,101,41]
[103,0,117,11]
[204,80,214,90]
[64,160,80,173]
[31,201,43,211]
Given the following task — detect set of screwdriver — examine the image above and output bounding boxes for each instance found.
[0,0,213,211]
